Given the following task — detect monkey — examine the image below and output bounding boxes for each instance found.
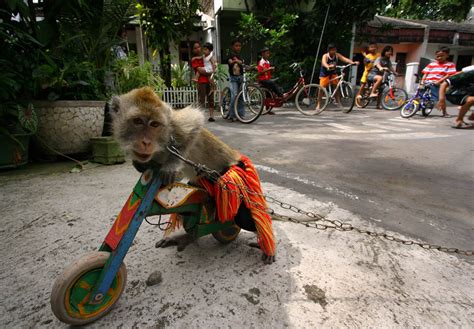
[110,87,276,264]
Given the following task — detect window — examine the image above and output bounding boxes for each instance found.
[395,53,407,75]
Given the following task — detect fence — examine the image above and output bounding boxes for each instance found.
[157,87,221,109]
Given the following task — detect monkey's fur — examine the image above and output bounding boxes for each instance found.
[110,87,275,263]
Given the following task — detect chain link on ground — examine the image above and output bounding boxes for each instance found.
[167,145,474,257]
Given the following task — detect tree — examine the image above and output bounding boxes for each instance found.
[384,0,472,22]
[241,0,387,88]
[137,0,200,87]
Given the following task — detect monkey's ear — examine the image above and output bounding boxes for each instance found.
[109,96,121,115]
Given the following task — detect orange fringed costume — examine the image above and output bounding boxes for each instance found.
[199,155,276,257]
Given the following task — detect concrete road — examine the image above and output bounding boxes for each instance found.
[206,105,474,259]
[0,104,473,328]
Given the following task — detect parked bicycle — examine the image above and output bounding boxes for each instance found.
[320,63,358,114]
[400,82,435,118]
[353,71,408,112]
[219,64,264,124]
[258,63,329,116]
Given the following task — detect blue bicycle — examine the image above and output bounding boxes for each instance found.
[400,82,436,118]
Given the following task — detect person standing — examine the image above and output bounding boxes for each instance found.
[191,41,215,122]
[226,39,244,122]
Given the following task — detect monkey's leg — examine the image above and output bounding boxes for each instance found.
[234,204,276,264]
[155,233,195,252]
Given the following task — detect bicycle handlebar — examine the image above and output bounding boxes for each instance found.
[335,63,357,70]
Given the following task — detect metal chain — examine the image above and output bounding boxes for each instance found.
[167,146,474,257]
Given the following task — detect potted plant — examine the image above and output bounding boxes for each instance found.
[1,0,135,157]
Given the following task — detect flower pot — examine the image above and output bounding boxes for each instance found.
[0,133,30,169]
[33,100,105,155]
[90,137,125,165]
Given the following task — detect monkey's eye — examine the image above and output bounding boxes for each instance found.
[149,121,161,128]
[133,118,144,125]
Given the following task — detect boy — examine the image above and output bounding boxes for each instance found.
[420,47,457,117]
[319,44,357,107]
[356,42,379,100]
[257,47,283,99]
[226,39,244,121]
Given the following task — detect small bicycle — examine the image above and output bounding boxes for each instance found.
[353,71,408,112]
[320,63,358,114]
[50,165,242,325]
[400,82,435,118]
[220,64,264,124]
[257,62,329,116]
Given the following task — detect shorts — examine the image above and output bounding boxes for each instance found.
[360,70,370,84]
[367,71,379,83]
[319,74,338,88]
[429,84,439,102]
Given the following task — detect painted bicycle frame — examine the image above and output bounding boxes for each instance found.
[405,83,434,114]
[87,167,235,305]
[262,65,307,108]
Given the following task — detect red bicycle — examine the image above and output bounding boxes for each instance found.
[259,63,328,116]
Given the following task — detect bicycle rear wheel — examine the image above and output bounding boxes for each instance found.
[381,87,408,110]
[295,84,328,115]
[220,87,231,119]
[356,87,371,108]
[235,85,264,124]
[340,82,355,113]
[400,100,419,118]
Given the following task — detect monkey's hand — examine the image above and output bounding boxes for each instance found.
[159,170,178,186]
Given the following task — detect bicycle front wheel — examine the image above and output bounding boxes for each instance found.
[340,82,355,113]
[295,84,328,115]
[235,85,264,124]
[382,87,408,111]
[400,100,419,118]
[220,87,231,119]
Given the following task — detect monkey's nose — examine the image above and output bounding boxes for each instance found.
[141,140,152,152]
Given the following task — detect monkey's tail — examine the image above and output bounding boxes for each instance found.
[199,155,276,257]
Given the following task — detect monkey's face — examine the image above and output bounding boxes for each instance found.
[125,114,168,162]
[110,87,172,163]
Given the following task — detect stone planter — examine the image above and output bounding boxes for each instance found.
[90,136,125,165]
[33,100,105,155]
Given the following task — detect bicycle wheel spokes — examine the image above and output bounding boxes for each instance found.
[220,87,231,119]
[382,87,408,110]
[355,88,371,108]
[235,86,264,124]
[260,87,274,115]
[295,83,328,115]
[340,82,354,111]
[400,100,419,118]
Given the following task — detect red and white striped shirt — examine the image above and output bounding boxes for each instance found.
[422,61,456,82]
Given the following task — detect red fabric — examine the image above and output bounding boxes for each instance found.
[191,57,209,83]
[258,58,271,81]
[422,61,456,82]
[199,155,276,256]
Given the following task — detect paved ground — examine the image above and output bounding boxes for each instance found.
[207,104,474,259]
[0,104,473,328]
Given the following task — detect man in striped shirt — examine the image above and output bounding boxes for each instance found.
[421,47,457,117]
